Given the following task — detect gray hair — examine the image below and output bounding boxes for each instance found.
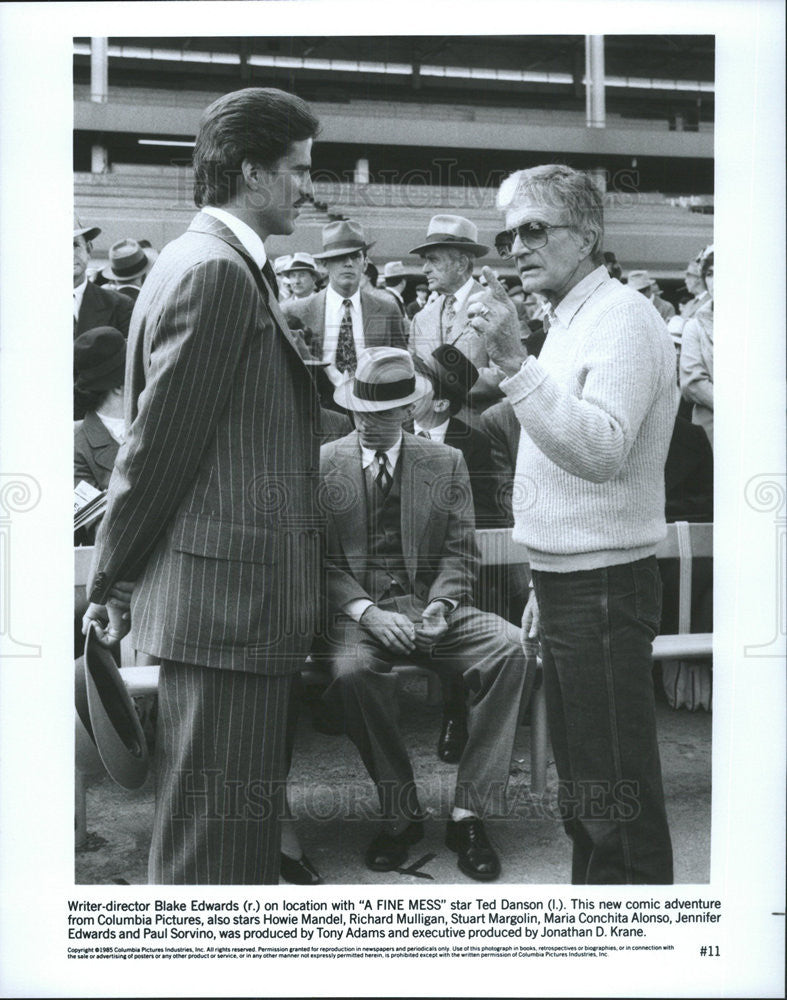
[497,164,605,260]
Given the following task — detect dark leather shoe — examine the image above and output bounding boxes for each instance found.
[437,715,468,763]
[365,821,425,872]
[445,819,500,882]
[280,852,321,885]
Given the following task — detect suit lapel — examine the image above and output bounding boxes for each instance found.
[329,434,367,562]
[188,212,312,361]
[446,280,481,347]
[400,436,432,582]
[83,411,119,475]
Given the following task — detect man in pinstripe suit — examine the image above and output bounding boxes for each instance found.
[82,88,322,884]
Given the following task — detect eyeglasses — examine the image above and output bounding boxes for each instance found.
[494,223,572,258]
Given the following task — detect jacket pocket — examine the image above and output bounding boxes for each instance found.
[171,512,277,564]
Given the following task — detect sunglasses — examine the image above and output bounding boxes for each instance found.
[494,222,572,258]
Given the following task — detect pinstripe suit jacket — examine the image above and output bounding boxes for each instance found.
[89,212,322,675]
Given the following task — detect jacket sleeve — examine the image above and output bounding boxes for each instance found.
[679,316,714,410]
[426,451,479,605]
[89,256,258,601]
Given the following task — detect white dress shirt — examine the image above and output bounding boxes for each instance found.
[202,206,268,271]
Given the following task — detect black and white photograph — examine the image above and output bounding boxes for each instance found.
[0,2,784,998]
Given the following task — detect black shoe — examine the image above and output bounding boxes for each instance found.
[365,821,425,872]
[445,819,500,882]
[437,715,468,763]
[280,852,322,885]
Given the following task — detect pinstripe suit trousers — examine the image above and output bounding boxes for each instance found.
[148,660,293,885]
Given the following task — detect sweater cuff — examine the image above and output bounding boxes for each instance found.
[500,356,548,404]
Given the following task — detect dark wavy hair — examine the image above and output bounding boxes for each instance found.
[193,88,320,208]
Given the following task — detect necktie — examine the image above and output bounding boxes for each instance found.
[442,294,457,341]
[336,298,357,374]
[374,451,392,495]
[417,429,431,439]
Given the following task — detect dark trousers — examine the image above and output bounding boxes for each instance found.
[149,660,293,885]
[532,557,674,885]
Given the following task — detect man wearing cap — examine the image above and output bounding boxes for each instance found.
[280,251,320,299]
[627,270,676,322]
[409,215,502,410]
[102,238,157,302]
[382,260,409,317]
[406,281,429,319]
[82,87,321,885]
[468,164,678,885]
[73,218,134,338]
[282,220,407,391]
[317,346,529,882]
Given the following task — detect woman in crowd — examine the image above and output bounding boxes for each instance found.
[679,246,714,448]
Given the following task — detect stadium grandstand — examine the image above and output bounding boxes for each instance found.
[74,34,714,295]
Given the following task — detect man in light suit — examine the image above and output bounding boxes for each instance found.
[73,218,134,338]
[317,347,530,882]
[282,220,408,409]
[82,88,322,885]
[409,214,503,410]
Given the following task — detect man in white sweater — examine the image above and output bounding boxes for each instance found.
[468,164,678,885]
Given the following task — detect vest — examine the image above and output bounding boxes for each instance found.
[363,460,410,601]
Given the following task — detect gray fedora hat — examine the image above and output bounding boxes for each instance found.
[409,214,489,257]
[75,623,149,790]
[101,238,157,282]
[74,215,101,243]
[313,219,375,260]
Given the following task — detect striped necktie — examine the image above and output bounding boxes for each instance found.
[374,451,392,495]
[336,298,357,374]
[442,294,457,341]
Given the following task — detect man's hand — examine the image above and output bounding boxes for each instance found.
[360,605,416,655]
[520,589,540,651]
[467,267,529,377]
[414,601,451,651]
[81,581,134,648]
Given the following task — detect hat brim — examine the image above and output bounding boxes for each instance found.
[409,239,489,258]
[281,264,320,275]
[76,623,149,790]
[333,372,431,412]
[313,241,375,260]
[101,249,156,282]
[75,226,102,242]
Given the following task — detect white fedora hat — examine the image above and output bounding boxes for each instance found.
[333,347,430,413]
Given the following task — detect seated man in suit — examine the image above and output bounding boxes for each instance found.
[317,347,530,882]
[409,214,504,411]
[73,217,134,338]
[282,219,407,409]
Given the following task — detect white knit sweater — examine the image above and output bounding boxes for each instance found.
[501,267,679,572]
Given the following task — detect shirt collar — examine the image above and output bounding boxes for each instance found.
[202,206,268,271]
[361,433,403,471]
[552,265,609,328]
[446,274,475,311]
[413,418,449,443]
[327,284,362,311]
